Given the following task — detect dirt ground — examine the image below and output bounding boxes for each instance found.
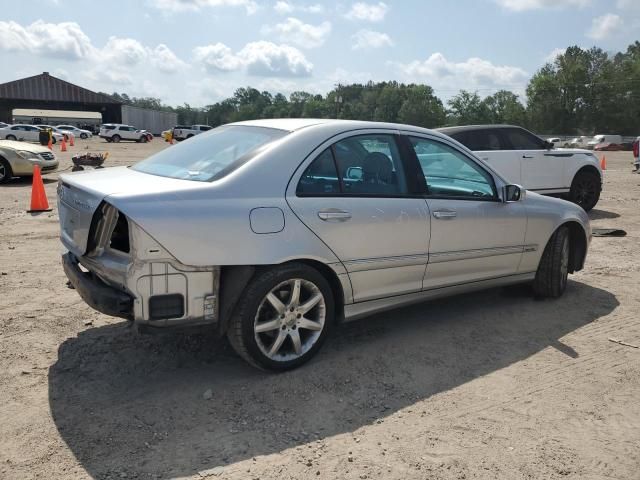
[0,138,638,480]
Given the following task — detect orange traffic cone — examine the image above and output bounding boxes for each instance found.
[69,135,74,147]
[60,137,67,152]
[600,155,607,170]
[27,166,52,213]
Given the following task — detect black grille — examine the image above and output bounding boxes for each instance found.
[39,152,55,161]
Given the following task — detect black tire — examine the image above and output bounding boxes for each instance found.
[569,171,600,211]
[80,133,88,139]
[112,135,121,143]
[533,226,570,298]
[227,263,334,371]
[6,135,16,141]
[0,157,13,183]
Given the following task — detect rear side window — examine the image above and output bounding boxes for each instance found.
[297,134,409,197]
[102,125,116,130]
[459,130,505,151]
[504,128,546,150]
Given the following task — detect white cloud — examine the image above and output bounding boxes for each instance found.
[194,41,313,77]
[352,29,393,50]
[587,13,622,39]
[102,37,148,66]
[193,43,243,71]
[345,2,389,22]
[0,20,95,60]
[398,53,528,91]
[265,17,331,49]
[151,0,258,14]
[239,41,313,76]
[495,0,589,11]
[151,44,188,73]
[273,1,324,14]
[544,47,566,63]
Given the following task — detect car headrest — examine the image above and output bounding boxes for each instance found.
[363,152,393,183]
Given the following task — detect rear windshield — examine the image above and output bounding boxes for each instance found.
[132,125,287,182]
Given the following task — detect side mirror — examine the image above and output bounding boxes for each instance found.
[503,184,524,203]
[545,141,554,149]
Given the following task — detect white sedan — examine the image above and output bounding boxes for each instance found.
[0,124,64,143]
[56,125,93,139]
[36,125,75,142]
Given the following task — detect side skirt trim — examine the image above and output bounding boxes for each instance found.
[343,272,536,322]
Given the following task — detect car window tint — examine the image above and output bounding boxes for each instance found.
[332,134,408,196]
[465,130,504,150]
[296,148,340,195]
[409,137,496,199]
[505,128,545,150]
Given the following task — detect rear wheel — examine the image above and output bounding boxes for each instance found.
[112,135,121,143]
[227,263,334,371]
[533,226,570,298]
[6,135,16,141]
[569,171,600,211]
[0,158,13,183]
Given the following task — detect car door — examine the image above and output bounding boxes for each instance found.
[502,127,566,191]
[404,134,527,289]
[287,131,430,303]
[453,129,522,185]
[120,126,134,140]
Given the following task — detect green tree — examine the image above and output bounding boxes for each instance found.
[447,90,490,125]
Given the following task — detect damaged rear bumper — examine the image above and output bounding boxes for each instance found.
[62,252,133,319]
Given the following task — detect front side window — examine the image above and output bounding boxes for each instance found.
[505,128,546,150]
[409,136,496,199]
[132,125,287,182]
[463,130,505,151]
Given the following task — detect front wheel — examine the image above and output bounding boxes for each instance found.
[227,263,334,371]
[533,226,570,298]
[0,158,13,183]
[80,133,88,139]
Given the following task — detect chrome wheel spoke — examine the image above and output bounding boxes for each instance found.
[269,331,287,356]
[299,293,322,314]
[290,329,302,355]
[298,317,323,331]
[255,318,281,333]
[290,279,301,307]
[266,292,286,315]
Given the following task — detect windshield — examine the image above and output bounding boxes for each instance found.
[132,125,287,182]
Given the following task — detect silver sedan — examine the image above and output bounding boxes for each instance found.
[57,119,591,370]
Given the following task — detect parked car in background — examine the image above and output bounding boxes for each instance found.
[594,142,623,152]
[56,125,93,139]
[587,134,622,150]
[99,124,151,143]
[0,124,64,143]
[546,137,565,148]
[0,122,8,129]
[0,139,58,183]
[437,125,602,211]
[36,125,75,142]
[173,124,212,140]
[58,119,591,371]
[567,136,590,148]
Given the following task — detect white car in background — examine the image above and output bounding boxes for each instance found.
[587,134,622,150]
[437,125,603,211]
[0,124,64,143]
[36,125,75,142]
[99,124,150,143]
[56,125,92,139]
[173,124,212,140]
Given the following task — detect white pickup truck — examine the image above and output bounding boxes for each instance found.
[437,125,603,211]
[172,124,212,141]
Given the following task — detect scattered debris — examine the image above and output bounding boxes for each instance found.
[203,389,213,400]
[609,338,639,349]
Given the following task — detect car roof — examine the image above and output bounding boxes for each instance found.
[435,124,519,135]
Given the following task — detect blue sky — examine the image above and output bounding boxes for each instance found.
[1,0,639,106]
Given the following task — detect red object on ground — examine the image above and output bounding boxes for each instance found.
[27,165,52,213]
[594,143,623,152]
[601,155,607,170]
[60,137,67,152]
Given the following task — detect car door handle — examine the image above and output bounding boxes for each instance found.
[432,210,457,219]
[318,209,352,222]
[522,154,535,159]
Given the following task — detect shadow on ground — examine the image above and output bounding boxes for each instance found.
[49,281,617,479]
[589,208,620,220]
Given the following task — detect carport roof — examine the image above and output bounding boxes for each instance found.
[0,72,121,104]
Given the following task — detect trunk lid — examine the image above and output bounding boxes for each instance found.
[58,166,210,256]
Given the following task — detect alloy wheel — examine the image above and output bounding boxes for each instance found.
[254,278,326,362]
[574,177,597,208]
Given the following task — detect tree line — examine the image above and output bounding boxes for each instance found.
[104,41,640,136]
